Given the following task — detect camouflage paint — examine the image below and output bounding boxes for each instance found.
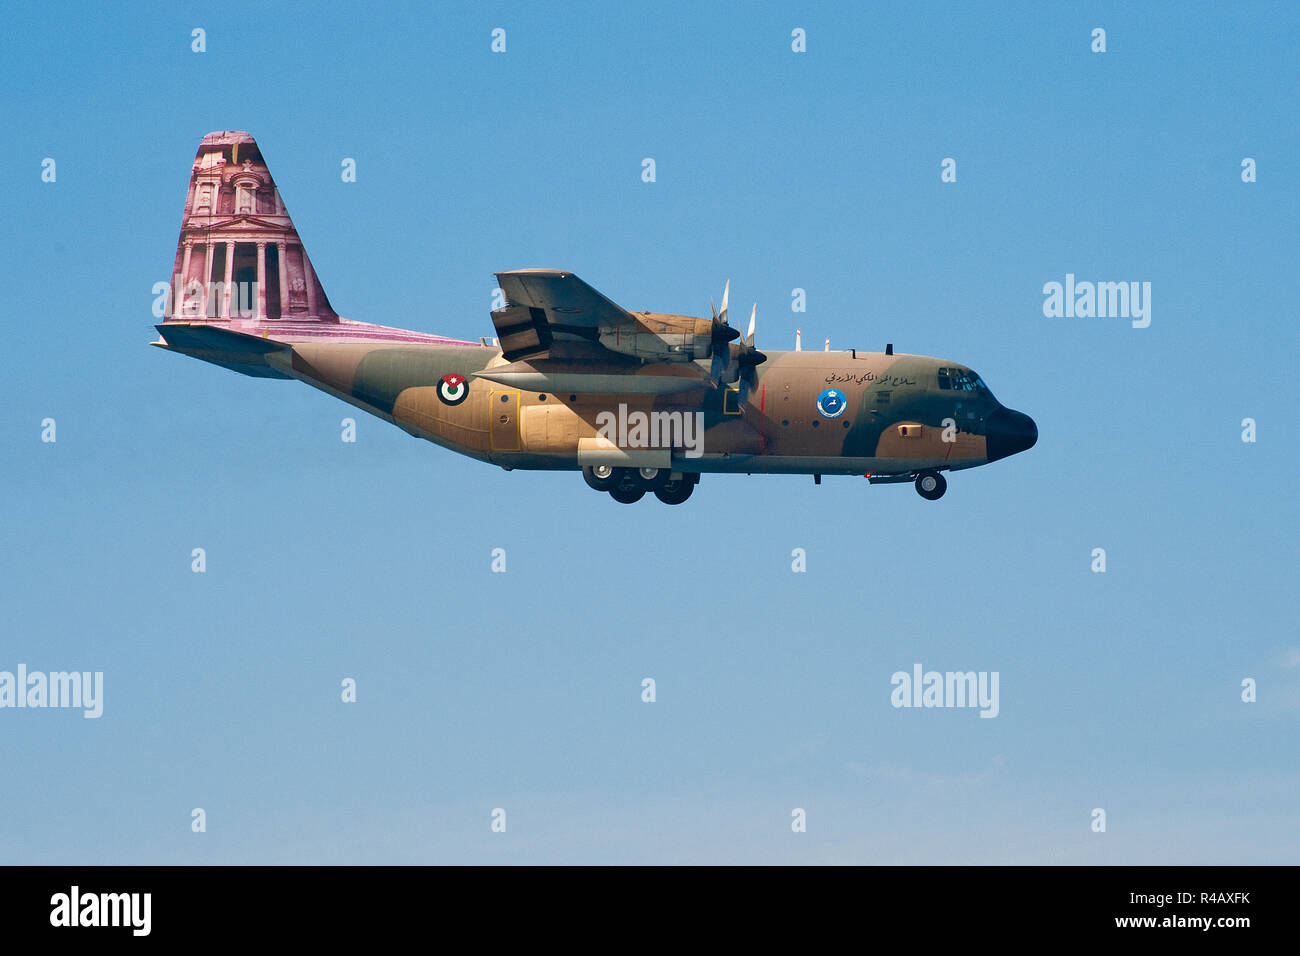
[154,132,1036,495]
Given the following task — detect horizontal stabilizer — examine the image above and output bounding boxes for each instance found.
[152,322,293,378]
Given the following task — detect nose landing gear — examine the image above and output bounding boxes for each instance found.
[914,470,947,500]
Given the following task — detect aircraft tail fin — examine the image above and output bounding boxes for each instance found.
[163,131,337,323]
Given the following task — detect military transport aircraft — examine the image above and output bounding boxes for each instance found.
[154,132,1037,505]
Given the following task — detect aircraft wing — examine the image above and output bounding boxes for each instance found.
[491,269,640,361]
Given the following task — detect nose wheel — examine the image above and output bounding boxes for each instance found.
[915,470,946,500]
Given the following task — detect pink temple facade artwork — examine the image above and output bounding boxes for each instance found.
[162,131,474,347]
[168,130,336,324]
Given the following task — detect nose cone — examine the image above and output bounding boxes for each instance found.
[986,407,1037,462]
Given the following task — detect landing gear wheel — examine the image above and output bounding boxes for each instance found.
[634,466,670,491]
[610,485,646,504]
[583,464,619,492]
[915,470,947,500]
[654,477,695,505]
[609,470,646,504]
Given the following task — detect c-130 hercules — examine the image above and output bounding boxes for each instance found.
[154,132,1037,505]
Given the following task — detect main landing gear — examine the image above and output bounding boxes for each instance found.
[582,466,698,504]
[914,469,947,500]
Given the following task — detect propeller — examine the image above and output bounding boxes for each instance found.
[734,302,767,406]
[704,281,766,405]
[708,280,740,384]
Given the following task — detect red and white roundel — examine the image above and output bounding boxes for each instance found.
[438,373,468,406]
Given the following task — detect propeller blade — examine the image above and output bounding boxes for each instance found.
[705,281,749,389]
[709,348,729,387]
[735,359,765,407]
[709,315,739,371]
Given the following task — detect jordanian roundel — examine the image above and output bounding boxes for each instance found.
[438,373,468,406]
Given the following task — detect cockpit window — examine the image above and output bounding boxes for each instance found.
[938,367,972,390]
[937,368,992,396]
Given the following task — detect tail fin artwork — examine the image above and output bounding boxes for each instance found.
[164,130,336,324]
[154,132,476,378]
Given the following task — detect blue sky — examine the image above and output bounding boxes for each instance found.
[1,1,1296,863]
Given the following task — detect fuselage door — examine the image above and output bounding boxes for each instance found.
[489,389,521,450]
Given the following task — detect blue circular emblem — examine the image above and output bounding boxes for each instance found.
[816,388,847,419]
